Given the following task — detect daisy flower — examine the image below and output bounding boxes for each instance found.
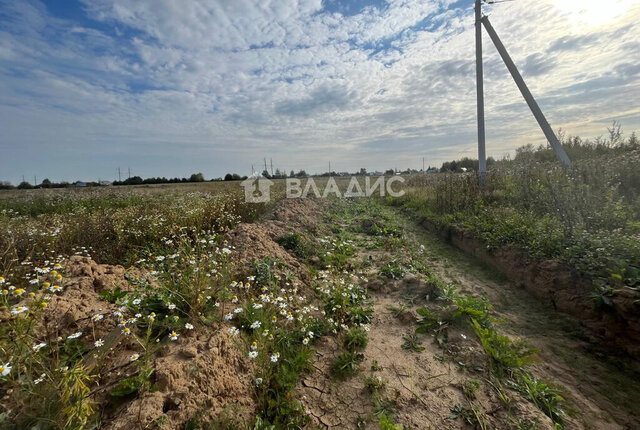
[32,342,47,352]
[94,339,104,347]
[0,362,11,376]
[34,373,46,385]
[11,306,28,315]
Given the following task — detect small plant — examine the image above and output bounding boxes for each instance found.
[364,375,386,393]
[509,373,566,428]
[379,260,406,280]
[449,403,477,426]
[331,351,364,379]
[414,308,440,334]
[344,327,368,352]
[276,233,312,259]
[401,334,425,352]
[378,413,403,430]
[453,295,493,328]
[463,379,481,399]
[387,304,409,317]
[471,319,536,374]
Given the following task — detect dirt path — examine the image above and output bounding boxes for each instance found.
[397,207,640,429]
[290,198,640,429]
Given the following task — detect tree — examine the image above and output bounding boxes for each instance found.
[224,173,234,181]
[261,170,271,179]
[189,173,205,182]
[17,181,33,189]
[41,178,52,188]
[359,168,367,175]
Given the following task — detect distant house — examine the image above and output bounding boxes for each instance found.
[426,167,439,173]
[75,182,86,187]
[99,180,113,186]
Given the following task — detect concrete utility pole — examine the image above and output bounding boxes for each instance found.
[481,15,571,166]
[475,0,487,184]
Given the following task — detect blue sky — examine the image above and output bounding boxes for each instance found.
[1,0,639,183]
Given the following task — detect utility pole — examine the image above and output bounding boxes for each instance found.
[118,167,121,182]
[128,168,131,179]
[263,158,267,173]
[475,0,487,184]
[270,158,273,176]
[481,15,571,166]
[34,176,37,186]
[422,157,425,172]
[329,161,331,175]
[252,164,255,175]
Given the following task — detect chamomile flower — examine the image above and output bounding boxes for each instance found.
[224,313,233,320]
[0,362,12,376]
[302,337,309,345]
[67,332,82,339]
[249,321,261,329]
[49,285,63,293]
[167,303,176,310]
[248,351,258,359]
[34,373,46,384]
[185,323,194,330]
[94,339,104,347]
[228,327,239,337]
[169,331,179,341]
[32,342,47,352]
[91,313,104,322]
[122,327,132,335]
[11,306,28,315]
[130,353,140,362]
[270,352,280,363]
[13,288,25,296]
[132,298,141,305]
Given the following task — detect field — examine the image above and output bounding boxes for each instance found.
[1,144,639,429]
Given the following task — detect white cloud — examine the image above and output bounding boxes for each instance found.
[0,0,639,182]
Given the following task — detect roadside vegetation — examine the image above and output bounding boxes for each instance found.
[397,128,640,303]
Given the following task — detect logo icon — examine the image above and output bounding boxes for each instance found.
[241,174,274,203]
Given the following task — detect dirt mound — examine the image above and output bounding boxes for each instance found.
[105,330,255,430]
[16,256,256,428]
[39,256,131,340]
[227,223,309,281]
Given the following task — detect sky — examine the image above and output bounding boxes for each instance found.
[0,0,639,183]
